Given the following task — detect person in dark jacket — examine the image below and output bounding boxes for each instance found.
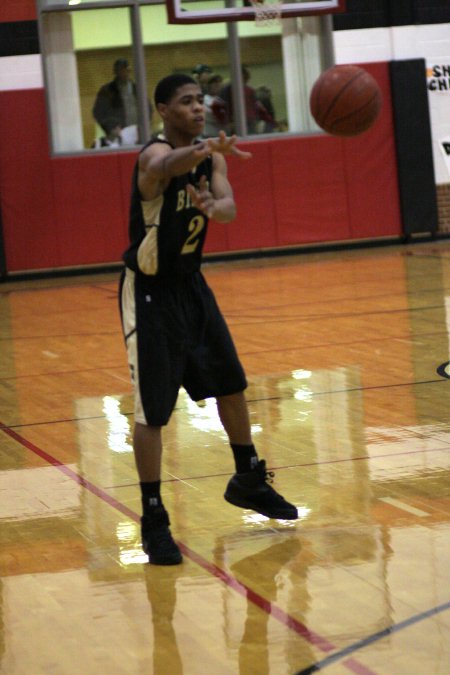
[92,58,151,144]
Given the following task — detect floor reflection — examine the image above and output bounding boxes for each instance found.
[1,244,450,673]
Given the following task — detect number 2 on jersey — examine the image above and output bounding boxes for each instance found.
[181,215,205,255]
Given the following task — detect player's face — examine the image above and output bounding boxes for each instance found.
[162,84,205,137]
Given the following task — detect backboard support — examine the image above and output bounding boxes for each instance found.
[165,0,346,24]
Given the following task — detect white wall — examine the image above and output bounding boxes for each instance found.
[0,54,43,90]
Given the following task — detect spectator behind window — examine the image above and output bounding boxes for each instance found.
[220,66,272,135]
[191,64,212,94]
[203,74,227,138]
[92,58,152,145]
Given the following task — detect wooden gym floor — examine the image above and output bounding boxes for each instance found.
[0,241,449,674]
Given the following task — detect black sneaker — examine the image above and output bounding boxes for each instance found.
[224,459,298,520]
[141,506,182,565]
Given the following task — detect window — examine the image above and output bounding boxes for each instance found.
[38,1,335,154]
[236,22,286,136]
[140,4,230,138]
[41,7,137,152]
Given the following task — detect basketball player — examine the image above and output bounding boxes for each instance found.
[119,73,298,566]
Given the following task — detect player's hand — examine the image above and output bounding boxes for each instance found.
[205,131,252,160]
[186,175,215,218]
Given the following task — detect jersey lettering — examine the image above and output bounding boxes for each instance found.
[176,188,193,212]
[181,215,205,255]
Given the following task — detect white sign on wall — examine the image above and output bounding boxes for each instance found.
[427,64,450,93]
[440,136,450,178]
[427,60,450,185]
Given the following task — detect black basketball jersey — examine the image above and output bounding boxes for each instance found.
[123,136,213,280]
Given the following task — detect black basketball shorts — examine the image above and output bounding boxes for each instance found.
[119,268,247,426]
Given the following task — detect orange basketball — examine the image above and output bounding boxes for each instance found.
[310,65,382,137]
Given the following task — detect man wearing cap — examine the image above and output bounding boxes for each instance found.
[191,64,212,94]
[93,58,143,144]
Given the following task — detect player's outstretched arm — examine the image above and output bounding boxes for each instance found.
[138,133,251,201]
[138,141,213,201]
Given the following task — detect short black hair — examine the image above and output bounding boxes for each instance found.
[114,58,129,74]
[192,64,212,75]
[154,74,196,106]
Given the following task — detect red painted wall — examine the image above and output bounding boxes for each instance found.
[0,62,401,273]
[0,0,37,23]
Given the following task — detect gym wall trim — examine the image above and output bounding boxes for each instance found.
[389,58,439,236]
[333,0,450,30]
[0,201,6,278]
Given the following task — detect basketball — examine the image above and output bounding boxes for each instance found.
[309,65,382,137]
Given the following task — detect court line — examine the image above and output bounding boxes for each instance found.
[0,330,120,343]
[219,283,450,315]
[0,374,446,424]
[238,331,450,356]
[294,600,450,673]
[0,280,118,297]
[2,413,448,493]
[0,420,376,675]
[226,303,447,325]
[379,497,430,517]
[108,446,449,490]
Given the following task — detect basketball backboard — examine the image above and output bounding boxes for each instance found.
[165,0,345,24]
